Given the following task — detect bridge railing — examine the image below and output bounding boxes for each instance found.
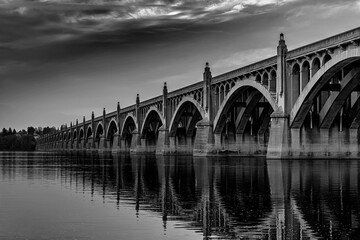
[139,95,163,108]
[212,56,277,84]
[167,81,203,99]
[287,27,360,60]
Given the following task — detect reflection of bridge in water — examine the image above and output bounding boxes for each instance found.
[3,152,360,239]
[38,27,360,159]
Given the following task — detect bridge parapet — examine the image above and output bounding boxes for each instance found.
[287,27,360,60]
[167,81,203,99]
[212,56,277,85]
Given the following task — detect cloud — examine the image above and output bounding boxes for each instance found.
[0,0,306,76]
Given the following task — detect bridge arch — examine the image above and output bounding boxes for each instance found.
[73,129,77,143]
[140,107,164,150]
[213,79,277,135]
[106,118,118,148]
[121,113,137,149]
[79,128,84,145]
[94,122,104,148]
[86,125,92,138]
[290,46,360,128]
[169,96,205,137]
[168,97,205,152]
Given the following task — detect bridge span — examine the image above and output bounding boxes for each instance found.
[38,27,360,159]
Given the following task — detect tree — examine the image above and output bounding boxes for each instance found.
[27,126,35,135]
[2,128,7,136]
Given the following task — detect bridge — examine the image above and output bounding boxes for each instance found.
[37,26,360,159]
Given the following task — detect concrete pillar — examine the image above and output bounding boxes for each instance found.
[112,132,121,151]
[120,138,128,152]
[290,128,301,157]
[102,108,107,149]
[130,131,141,153]
[156,82,170,155]
[115,102,121,150]
[87,136,93,149]
[203,62,213,121]
[157,126,170,154]
[99,134,106,150]
[349,128,359,156]
[267,110,290,159]
[70,122,73,149]
[82,116,86,149]
[133,94,142,150]
[277,33,288,112]
[74,119,79,150]
[91,112,95,149]
[193,63,214,156]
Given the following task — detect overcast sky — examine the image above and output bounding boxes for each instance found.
[1,0,360,130]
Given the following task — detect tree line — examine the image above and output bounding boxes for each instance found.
[0,126,57,151]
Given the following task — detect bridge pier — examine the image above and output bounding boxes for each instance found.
[193,119,214,156]
[98,134,107,150]
[111,133,121,152]
[156,126,171,155]
[120,138,129,153]
[267,111,290,159]
[130,130,141,153]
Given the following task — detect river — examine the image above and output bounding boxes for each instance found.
[0,152,359,239]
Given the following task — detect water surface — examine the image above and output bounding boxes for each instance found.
[0,152,359,239]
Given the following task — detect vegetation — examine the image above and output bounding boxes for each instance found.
[0,126,58,151]
[0,128,36,151]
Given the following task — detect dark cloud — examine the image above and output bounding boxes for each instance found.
[1,0,358,77]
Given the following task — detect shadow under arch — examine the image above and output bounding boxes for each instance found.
[106,118,118,148]
[213,79,277,134]
[121,113,137,150]
[290,46,360,128]
[168,97,205,153]
[140,107,164,152]
[94,122,104,148]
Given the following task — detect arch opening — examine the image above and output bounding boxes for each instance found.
[323,54,332,66]
[169,101,203,153]
[86,127,92,148]
[291,63,301,108]
[122,116,136,149]
[95,124,104,148]
[142,110,163,151]
[262,72,269,87]
[214,86,274,152]
[73,130,77,143]
[107,121,118,148]
[270,70,276,93]
[301,61,310,90]
[79,129,84,148]
[312,57,321,76]
[291,58,360,135]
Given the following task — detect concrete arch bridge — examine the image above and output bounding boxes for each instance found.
[38,27,360,159]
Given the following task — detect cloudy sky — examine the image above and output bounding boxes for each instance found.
[1,0,360,130]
